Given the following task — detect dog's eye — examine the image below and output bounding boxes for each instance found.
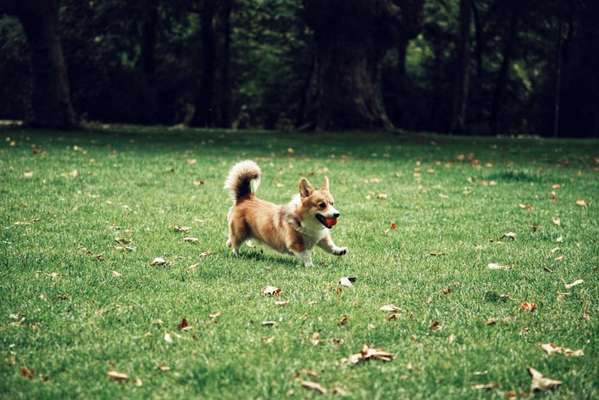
[318,202,326,209]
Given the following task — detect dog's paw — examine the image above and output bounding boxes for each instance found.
[334,247,348,256]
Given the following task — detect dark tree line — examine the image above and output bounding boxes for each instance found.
[0,0,598,136]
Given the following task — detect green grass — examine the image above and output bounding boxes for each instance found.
[1,125,598,399]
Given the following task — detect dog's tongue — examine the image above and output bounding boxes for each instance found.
[325,217,338,227]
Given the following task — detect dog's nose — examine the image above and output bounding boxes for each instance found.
[332,212,340,218]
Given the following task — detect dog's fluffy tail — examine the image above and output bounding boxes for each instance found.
[224,160,261,203]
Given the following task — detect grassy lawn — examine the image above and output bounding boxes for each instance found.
[1,126,597,399]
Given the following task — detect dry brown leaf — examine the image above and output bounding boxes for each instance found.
[429,321,442,332]
[488,262,511,270]
[344,344,393,364]
[262,320,276,327]
[163,332,174,344]
[262,286,281,296]
[173,225,191,233]
[528,367,562,392]
[275,300,289,306]
[541,343,584,357]
[178,318,190,331]
[339,277,354,287]
[429,251,446,256]
[575,199,588,207]
[332,386,350,396]
[186,159,197,165]
[376,193,388,200]
[441,287,452,295]
[310,332,321,346]
[150,257,166,266]
[23,171,33,178]
[564,279,583,289]
[111,271,122,278]
[209,312,222,319]
[182,237,199,243]
[520,302,537,312]
[485,318,497,326]
[554,255,565,262]
[552,183,561,189]
[193,179,205,186]
[157,364,170,371]
[379,304,400,313]
[339,315,349,325]
[471,383,498,390]
[300,380,327,395]
[518,203,533,210]
[107,370,128,381]
[20,367,35,379]
[552,216,561,226]
[448,334,456,344]
[502,232,517,240]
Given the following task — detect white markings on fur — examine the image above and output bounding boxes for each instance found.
[224,160,261,202]
[293,250,314,267]
[249,178,260,193]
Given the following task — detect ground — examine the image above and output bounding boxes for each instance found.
[0,125,597,399]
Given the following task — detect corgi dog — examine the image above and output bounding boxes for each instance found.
[224,160,347,267]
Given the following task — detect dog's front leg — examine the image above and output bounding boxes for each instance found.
[292,250,314,267]
[317,233,347,256]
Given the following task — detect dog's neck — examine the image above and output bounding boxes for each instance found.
[286,195,326,239]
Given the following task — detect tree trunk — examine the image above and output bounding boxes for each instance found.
[450,0,472,134]
[490,7,519,134]
[216,0,232,128]
[552,18,563,138]
[192,0,217,127]
[302,0,400,131]
[141,0,158,123]
[471,0,484,80]
[8,0,77,129]
[311,40,392,131]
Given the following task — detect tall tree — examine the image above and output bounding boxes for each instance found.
[490,0,521,134]
[141,0,159,123]
[0,0,77,129]
[450,0,472,133]
[302,0,403,131]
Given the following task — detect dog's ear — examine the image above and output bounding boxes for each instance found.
[321,176,330,191]
[299,178,314,198]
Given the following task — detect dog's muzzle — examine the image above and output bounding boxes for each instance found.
[316,213,339,229]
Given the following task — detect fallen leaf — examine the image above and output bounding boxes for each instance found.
[23,171,33,178]
[310,332,321,345]
[332,386,350,396]
[300,380,327,395]
[488,262,511,270]
[502,232,517,240]
[520,302,537,312]
[339,277,354,287]
[552,184,561,189]
[262,336,274,344]
[485,318,497,326]
[209,312,222,319]
[157,364,170,371]
[379,304,400,313]
[178,318,189,330]
[528,367,562,392]
[262,286,281,296]
[575,199,588,207]
[275,300,289,306]
[554,255,565,262]
[150,257,166,266]
[541,343,584,357]
[441,287,452,295]
[134,378,143,386]
[262,320,276,327]
[429,321,442,332]
[20,367,35,379]
[376,193,388,200]
[173,225,191,233]
[471,383,498,390]
[163,332,174,344]
[343,344,393,364]
[448,334,456,344]
[182,237,199,243]
[339,315,349,325]
[565,279,583,289]
[186,159,197,165]
[107,370,128,381]
[518,203,533,210]
[556,236,563,243]
[429,251,446,256]
[111,271,122,278]
[552,216,561,226]
[193,179,205,186]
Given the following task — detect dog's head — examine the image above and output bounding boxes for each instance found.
[298,176,340,229]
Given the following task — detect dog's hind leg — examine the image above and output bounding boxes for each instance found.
[227,218,248,256]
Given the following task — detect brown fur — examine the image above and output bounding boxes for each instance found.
[225,161,347,266]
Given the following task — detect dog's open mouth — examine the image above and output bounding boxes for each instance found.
[316,213,337,229]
